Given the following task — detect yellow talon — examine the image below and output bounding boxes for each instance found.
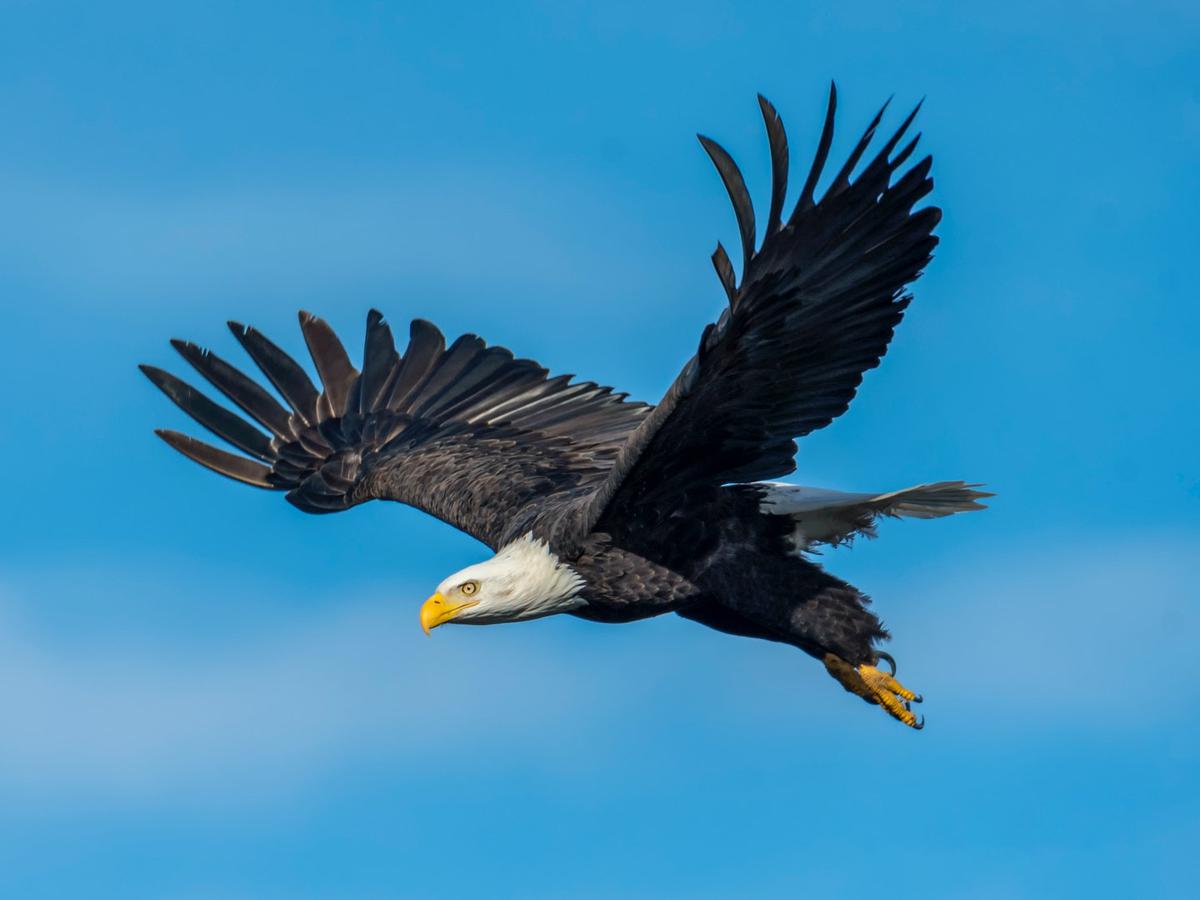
[860,664,918,703]
[823,653,925,730]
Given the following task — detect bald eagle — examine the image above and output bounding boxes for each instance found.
[140,86,989,729]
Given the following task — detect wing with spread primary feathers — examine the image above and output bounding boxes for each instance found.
[577,85,941,535]
[141,311,650,549]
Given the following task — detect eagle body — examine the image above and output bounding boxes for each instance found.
[141,86,990,729]
[575,488,887,663]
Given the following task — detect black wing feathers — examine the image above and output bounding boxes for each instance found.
[796,83,837,213]
[697,135,756,274]
[143,311,650,547]
[358,310,400,414]
[170,340,295,439]
[757,94,789,237]
[579,85,940,536]
[154,429,274,488]
[228,322,321,426]
[386,319,444,410]
[139,365,274,462]
[144,86,940,550]
[710,243,737,304]
[299,312,358,419]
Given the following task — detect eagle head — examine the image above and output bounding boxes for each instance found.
[420,534,586,633]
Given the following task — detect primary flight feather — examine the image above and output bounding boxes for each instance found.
[141,85,989,729]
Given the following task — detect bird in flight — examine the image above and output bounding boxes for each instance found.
[141,85,989,729]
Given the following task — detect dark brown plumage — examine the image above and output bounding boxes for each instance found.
[141,85,989,729]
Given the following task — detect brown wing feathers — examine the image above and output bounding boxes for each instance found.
[142,311,650,545]
[143,87,940,550]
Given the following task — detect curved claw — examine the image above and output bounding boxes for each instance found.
[824,652,924,730]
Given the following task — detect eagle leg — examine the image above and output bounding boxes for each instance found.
[822,653,925,730]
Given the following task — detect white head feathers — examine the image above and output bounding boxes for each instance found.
[434,533,587,625]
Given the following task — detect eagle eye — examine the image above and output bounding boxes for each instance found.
[460,580,479,596]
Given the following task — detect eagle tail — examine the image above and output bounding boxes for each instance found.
[752,480,992,552]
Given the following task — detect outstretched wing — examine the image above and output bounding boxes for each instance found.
[577,85,940,534]
[142,311,650,549]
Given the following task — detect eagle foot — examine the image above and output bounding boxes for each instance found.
[823,653,925,730]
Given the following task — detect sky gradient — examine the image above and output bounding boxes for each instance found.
[1,2,1197,897]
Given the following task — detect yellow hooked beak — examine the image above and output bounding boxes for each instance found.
[420,592,479,635]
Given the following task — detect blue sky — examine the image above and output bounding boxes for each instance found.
[1,1,1197,897]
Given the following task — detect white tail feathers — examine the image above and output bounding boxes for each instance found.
[756,481,992,553]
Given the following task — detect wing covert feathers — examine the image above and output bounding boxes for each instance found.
[578,84,942,538]
[144,86,951,551]
[143,311,649,547]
